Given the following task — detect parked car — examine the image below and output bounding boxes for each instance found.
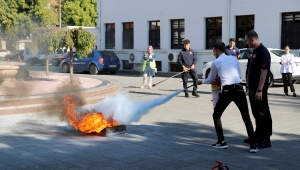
[0,49,10,60]
[52,52,75,66]
[60,50,120,74]
[4,50,25,60]
[202,48,300,86]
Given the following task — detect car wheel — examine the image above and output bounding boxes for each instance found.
[268,72,274,87]
[205,69,211,79]
[62,63,70,73]
[110,71,117,74]
[89,64,98,75]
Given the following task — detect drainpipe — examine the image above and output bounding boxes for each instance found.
[98,0,101,49]
[227,0,231,41]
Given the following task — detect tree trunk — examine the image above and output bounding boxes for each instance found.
[46,55,49,76]
[69,48,73,84]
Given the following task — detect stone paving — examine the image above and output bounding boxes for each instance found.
[0,71,300,170]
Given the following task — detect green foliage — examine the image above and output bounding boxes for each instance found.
[62,0,97,27]
[15,68,30,79]
[70,27,95,58]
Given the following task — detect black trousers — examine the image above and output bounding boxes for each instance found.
[213,84,255,145]
[282,73,295,93]
[182,69,198,92]
[249,89,272,142]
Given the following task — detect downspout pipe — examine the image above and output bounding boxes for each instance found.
[227,0,231,41]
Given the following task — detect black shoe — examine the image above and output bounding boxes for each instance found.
[192,92,200,97]
[185,93,189,98]
[256,140,271,149]
[250,145,258,153]
[293,92,297,97]
[284,93,289,96]
[211,141,228,149]
[244,138,250,143]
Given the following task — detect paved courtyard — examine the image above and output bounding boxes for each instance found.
[0,71,299,169]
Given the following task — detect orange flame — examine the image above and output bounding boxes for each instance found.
[62,96,120,133]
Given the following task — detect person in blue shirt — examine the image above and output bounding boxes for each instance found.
[225,38,240,59]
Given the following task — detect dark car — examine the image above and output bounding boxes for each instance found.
[5,50,24,60]
[61,50,120,74]
[52,52,73,66]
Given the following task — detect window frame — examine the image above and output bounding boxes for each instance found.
[171,19,185,49]
[236,15,255,49]
[206,17,222,49]
[281,12,300,49]
[149,21,160,49]
[123,22,134,49]
[105,23,115,49]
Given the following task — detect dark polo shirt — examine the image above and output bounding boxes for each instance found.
[248,43,271,91]
[178,48,195,68]
[225,45,240,58]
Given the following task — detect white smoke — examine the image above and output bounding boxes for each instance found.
[91,89,184,125]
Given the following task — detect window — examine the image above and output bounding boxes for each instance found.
[281,12,300,49]
[171,19,185,49]
[105,23,115,49]
[123,22,134,49]
[206,17,222,49]
[236,15,254,48]
[149,21,160,49]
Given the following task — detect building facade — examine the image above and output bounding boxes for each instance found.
[97,0,300,74]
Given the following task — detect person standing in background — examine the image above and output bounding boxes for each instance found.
[280,45,297,97]
[140,45,156,89]
[178,39,199,98]
[225,38,240,59]
[23,48,32,66]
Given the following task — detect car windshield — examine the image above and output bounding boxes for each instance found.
[99,51,118,58]
[239,50,247,59]
[37,50,44,54]
[270,50,285,57]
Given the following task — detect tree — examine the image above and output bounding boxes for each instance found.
[61,0,97,27]
[32,27,95,83]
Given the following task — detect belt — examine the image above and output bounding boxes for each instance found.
[223,83,242,88]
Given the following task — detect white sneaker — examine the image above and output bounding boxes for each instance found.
[140,85,145,89]
[148,85,152,89]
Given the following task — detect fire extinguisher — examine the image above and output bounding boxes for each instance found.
[211,77,221,109]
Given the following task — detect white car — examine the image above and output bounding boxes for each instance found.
[0,49,10,60]
[202,48,300,86]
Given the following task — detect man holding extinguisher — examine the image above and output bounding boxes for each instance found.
[197,42,258,153]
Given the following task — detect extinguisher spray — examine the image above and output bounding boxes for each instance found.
[211,76,221,109]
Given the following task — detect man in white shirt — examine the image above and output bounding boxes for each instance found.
[197,42,258,153]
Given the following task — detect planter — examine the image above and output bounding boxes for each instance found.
[0,65,19,88]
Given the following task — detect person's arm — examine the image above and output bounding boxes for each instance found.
[201,61,218,84]
[191,50,195,70]
[237,60,242,79]
[237,48,241,59]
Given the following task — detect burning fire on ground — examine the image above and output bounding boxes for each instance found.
[62,96,120,133]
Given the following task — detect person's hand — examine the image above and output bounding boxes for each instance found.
[191,65,195,70]
[183,66,189,72]
[286,60,290,64]
[255,91,262,101]
[214,76,220,83]
[197,80,202,85]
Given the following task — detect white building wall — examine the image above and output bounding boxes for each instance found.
[97,0,300,74]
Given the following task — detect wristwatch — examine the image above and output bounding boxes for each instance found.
[257,90,262,92]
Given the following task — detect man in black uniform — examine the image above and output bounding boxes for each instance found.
[178,39,199,98]
[245,30,272,149]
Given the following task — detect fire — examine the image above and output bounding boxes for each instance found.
[62,96,120,133]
